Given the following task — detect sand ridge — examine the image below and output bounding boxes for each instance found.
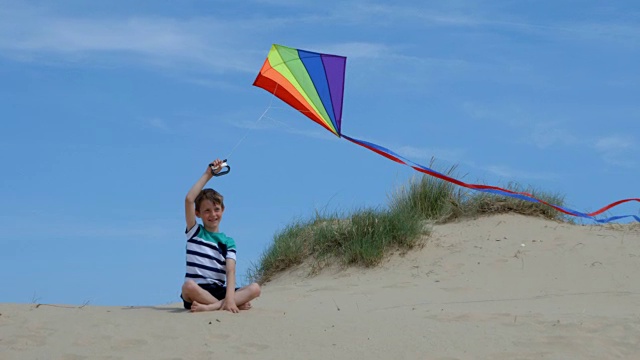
[2,214,639,359]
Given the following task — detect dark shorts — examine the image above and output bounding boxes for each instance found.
[181,282,239,310]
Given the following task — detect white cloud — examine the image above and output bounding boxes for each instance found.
[3,1,638,73]
[484,164,559,181]
[463,102,533,128]
[396,145,465,163]
[0,3,259,73]
[595,135,634,152]
[463,102,637,169]
[0,4,431,82]
[318,42,390,59]
[335,3,482,27]
[144,118,171,132]
[531,123,580,149]
[561,21,640,46]
[333,2,640,45]
[594,135,637,167]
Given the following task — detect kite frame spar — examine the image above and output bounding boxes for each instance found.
[253,44,639,223]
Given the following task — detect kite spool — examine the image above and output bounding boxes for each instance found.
[210,160,230,177]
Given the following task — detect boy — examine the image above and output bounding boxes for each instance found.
[181,158,261,313]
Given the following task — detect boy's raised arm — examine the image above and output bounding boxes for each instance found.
[185,159,224,230]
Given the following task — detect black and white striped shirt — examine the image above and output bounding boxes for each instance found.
[184,224,237,286]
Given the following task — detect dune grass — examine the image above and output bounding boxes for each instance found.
[388,164,465,223]
[248,206,425,283]
[248,164,567,284]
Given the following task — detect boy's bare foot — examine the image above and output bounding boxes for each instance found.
[190,301,220,312]
[239,302,252,310]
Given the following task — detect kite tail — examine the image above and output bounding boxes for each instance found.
[341,134,640,223]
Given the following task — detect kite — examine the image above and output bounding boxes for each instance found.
[253,44,640,223]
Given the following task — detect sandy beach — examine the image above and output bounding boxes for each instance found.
[2,214,639,359]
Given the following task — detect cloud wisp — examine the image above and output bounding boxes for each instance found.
[463,102,638,169]
[143,118,171,133]
[334,2,640,45]
[0,3,261,73]
[594,135,637,167]
[482,164,560,181]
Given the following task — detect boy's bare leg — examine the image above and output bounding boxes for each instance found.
[233,283,261,309]
[191,283,261,313]
[181,280,219,306]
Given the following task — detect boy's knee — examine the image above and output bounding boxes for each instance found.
[182,280,199,295]
[249,283,261,298]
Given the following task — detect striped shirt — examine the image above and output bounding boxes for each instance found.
[184,224,237,286]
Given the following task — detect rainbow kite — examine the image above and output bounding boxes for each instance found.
[253,44,345,137]
[253,44,640,223]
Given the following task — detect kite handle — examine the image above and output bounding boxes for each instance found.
[210,160,230,177]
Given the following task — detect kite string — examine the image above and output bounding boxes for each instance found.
[224,84,279,160]
[223,105,270,160]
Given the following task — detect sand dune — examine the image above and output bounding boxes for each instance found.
[2,214,639,359]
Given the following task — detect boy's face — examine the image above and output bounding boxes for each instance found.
[196,199,224,231]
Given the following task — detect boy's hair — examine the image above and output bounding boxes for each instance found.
[195,188,225,211]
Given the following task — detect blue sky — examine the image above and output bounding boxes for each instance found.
[1,1,638,306]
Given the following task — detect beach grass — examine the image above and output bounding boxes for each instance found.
[248,164,566,284]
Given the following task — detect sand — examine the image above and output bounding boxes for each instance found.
[2,214,640,359]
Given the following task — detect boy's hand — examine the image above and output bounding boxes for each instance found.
[209,158,225,175]
[222,299,239,313]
